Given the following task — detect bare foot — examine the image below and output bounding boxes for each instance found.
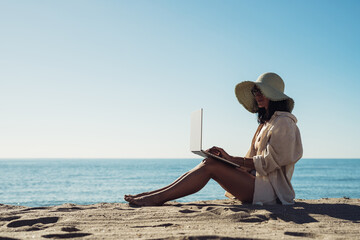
[124,195,141,202]
[124,191,153,200]
[124,195,132,202]
[127,195,164,206]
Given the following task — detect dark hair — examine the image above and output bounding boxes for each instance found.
[257,100,291,124]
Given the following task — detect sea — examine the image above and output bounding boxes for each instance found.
[0,158,359,207]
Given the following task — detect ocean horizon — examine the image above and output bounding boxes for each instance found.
[1,158,359,207]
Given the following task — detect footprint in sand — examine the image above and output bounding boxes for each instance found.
[54,207,83,212]
[130,223,177,228]
[238,214,270,223]
[205,206,246,216]
[179,209,199,214]
[6,216,59,232]
[42,226,92,239]
[61,226,81,232]
[284,231,317,238]
[7,217,59,229]
[42,233,92,239]
[198,206,260,222]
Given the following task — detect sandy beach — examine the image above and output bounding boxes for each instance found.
[0,198,359,239]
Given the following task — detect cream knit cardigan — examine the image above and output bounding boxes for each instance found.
[248,111,303,205]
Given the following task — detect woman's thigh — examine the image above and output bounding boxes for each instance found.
[203,158,255,203]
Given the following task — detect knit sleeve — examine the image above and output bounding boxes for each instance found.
[253,117,303,176]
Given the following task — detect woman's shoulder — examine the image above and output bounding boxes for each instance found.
[271,111,297,124]
[269,112,299,132]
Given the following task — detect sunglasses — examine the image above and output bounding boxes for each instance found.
[251,87,263,96]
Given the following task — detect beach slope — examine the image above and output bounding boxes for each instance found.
[1,198,359,239]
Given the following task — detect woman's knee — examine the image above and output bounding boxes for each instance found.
[202,157,217,165]
[202,157,222,171]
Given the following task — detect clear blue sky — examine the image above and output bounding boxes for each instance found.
[1,0,359,158]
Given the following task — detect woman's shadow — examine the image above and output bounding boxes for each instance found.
[180,198,360,224]
[251,199,360,224]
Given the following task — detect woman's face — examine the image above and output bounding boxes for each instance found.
[252,86,270,110]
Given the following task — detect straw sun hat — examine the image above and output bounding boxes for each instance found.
[235,72,294,113]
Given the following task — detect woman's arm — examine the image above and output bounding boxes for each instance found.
[252,117,303,176]
[207,146,255,169]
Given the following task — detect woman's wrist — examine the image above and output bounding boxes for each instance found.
[244,157,255,169]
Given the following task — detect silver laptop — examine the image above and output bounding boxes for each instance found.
[190,108,239,167]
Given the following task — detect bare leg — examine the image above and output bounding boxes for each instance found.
[124,172,189,200]
[124,158,255,206]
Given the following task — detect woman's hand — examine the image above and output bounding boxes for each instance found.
[206,146,232,160]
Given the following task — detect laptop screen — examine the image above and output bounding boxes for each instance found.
[190,108,203,152]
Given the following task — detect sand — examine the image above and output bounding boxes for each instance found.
[0,198,359,240]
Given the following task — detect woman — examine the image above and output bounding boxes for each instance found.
[124,72,303,206]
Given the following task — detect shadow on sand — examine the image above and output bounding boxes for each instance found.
[173,199,360,224]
